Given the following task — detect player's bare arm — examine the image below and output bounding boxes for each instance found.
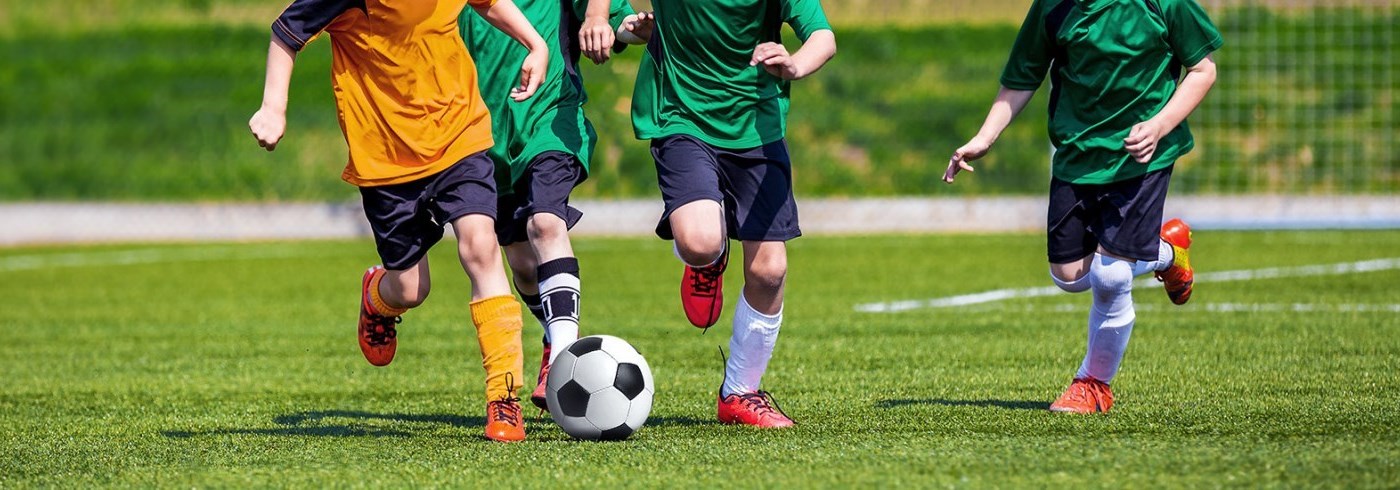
[579,0,618,64]
[472,0,551,101]
[616,11,654,45]
[249,35,297,152]
[1125,54,1218,163]
[944,86,1036,183]
[750,29,836,81]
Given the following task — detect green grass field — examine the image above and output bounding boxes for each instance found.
[4,230,1399,486]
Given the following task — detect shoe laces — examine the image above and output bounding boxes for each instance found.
[490,373,523,426]
[363,315,400,346]
[732,391,790,420]
[688,262,724,296]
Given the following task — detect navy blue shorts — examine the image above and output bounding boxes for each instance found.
[1047,166,1173,263]
[495,151,585,246]
[651,135,801,242]
[359,152,498,271]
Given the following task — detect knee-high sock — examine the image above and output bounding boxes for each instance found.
[1076,254,1136,383]
[516,290,548,343]
[722,294,782,397]
[470,295,524,402]
[538,258,580,363]
[1132,240,1175,277]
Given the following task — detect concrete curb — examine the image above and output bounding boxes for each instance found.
[2,196,1397,246]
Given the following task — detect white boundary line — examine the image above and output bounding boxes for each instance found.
[0,246,313,272]
[854,258,1400,313]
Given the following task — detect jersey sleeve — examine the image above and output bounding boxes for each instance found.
[782,0,832,41]
[1160,0,1223,66]
[271,0,363,52]
[999,0,1053,91]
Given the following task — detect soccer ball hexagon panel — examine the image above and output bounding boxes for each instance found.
[545,335,655,440]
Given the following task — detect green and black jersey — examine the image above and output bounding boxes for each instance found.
[1002,0,1223,184]
[459,0,634,188]
[632,0,832,149]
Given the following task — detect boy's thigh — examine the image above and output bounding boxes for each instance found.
[495,151,585,246]
[359,152,497,270]
[715,139,801,242]
[651,135,726,240]
[1046,167,1172,264]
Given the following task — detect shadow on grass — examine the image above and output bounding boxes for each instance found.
[163,410,720,439]
[875,399,1047,411]
[162,410,485,439]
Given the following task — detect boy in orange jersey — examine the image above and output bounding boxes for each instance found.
[249,0,550,442]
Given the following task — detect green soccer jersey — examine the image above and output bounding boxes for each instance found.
[1001,0,1223,184]
[459,0,634,188]
[631,0,832,149]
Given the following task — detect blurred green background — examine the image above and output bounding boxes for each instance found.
[1,0,1395,201]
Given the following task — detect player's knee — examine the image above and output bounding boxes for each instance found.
[1089,257,1134,293]
[525,215,568,245]
[745,254,787,292]
[676,237,725,267]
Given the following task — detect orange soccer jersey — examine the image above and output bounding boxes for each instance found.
[273,0,497,187]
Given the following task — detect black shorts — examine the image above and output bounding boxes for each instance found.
[359,152,498,270]
[495,151,585,246]
[1047,166,1173,264]
[651,135,801,242]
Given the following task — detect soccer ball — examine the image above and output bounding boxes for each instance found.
[546,335,654,440]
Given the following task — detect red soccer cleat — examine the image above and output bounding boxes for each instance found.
[1048,377,1115,414]
[358,266,399,367]
[484,397,526,442]
[681,247,729,329]
[717,390,795,428]
[1156,218,1195,305]
[530,341,551,410]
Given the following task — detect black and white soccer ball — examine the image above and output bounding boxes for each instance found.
[546,335,654,440]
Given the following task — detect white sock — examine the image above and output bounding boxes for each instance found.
[538,258,581,364]
[1075,254,1136,383]
[1132,240,1174,276]
[1051,267,1092,293]
[721,294,782,397]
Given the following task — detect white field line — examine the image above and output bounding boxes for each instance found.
[0,246,313,272]
[854,258,1400,313]
[959,303,1400,313]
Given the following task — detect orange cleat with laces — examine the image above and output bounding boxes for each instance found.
[681,248,729,329]
[1156,218,1194,305]
[717,390,795,428]
[358,266,400,367]
[1048,377,1115,414]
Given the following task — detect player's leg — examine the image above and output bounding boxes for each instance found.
[356,179,448,367]
[435,152,526,442]
[652,136,729,328]
[516,151,588,409]
[1044,177,1117,413]
[712,139,800,428]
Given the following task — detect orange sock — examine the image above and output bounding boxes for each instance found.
[470,295,524,402]
[368,268,408,317]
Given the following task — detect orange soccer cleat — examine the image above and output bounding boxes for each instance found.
[717,390,795,428]
[358,266,400,367]
[530,341,551,411]
[1156,218,1195,305]
[484,396,526,442]
[1048,377,1115,414]
[681,248,729,329]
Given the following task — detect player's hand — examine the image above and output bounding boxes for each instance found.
[751,42,799,80]
[617,11,654,44]
[945,137,991,184]
[579,15,616,65]
[511,47,548,101]
[1124,119,1167,163]
[249,106,286,152]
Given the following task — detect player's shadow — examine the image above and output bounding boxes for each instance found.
[875,399,1048,411]
[162,410,485,439]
